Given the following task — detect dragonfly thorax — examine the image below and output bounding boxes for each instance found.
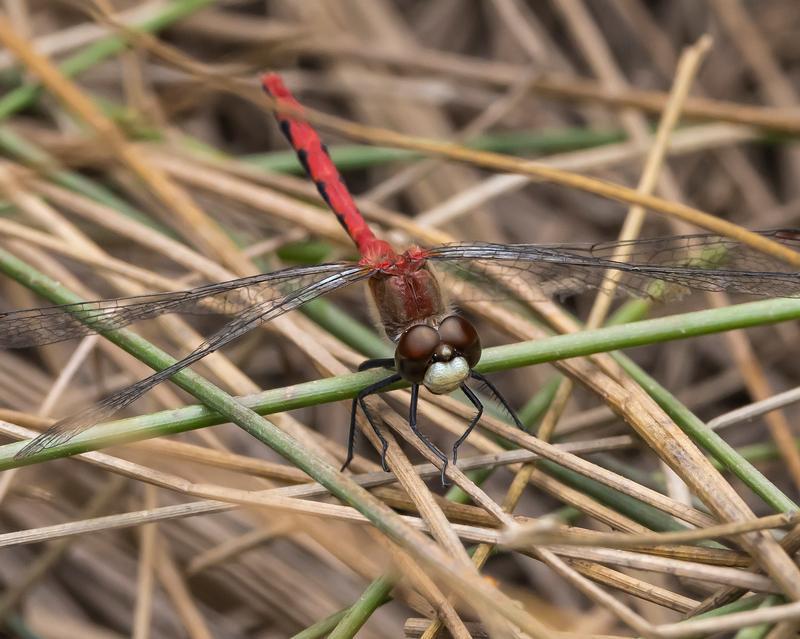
[395,315,482,395]
[367,260,447,341]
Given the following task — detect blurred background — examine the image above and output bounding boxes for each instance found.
[1,1,800,637]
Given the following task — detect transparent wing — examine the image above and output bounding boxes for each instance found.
[14,263,372,457]
[426,230,800,302]
[1,262,360,349]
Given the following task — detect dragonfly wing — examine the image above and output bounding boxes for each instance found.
[0,263,358,348]
[587,229,800,281]
[429,251,601,302]
[15,264,372,457]
[426,231,800,302]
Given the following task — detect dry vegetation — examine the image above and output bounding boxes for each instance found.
[2,1,800,638]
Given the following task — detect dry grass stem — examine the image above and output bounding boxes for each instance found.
[3,3,800,636]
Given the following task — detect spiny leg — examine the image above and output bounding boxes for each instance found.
[341,360,396,471]
[409,383,450,485]
[453,383,484,466]
[470,371,524,429]
[342,372,402,472]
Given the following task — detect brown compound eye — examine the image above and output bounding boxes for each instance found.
[438,315,481,368]
[395,324,439,383]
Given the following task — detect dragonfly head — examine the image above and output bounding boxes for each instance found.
[395,315,481,395]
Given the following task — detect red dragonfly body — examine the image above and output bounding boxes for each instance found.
[265,74,485,400]
[5,72,800,475]
[264,75,445,339]
[264,74,494,476]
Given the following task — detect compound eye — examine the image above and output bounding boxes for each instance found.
[438,315,481,368]
[395,324,439,383]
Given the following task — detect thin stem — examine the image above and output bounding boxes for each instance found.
[0,248,551,639]
[0,0,215,120]
[613,354,798,513]
[326,574,395,639]
[3,283,800,467]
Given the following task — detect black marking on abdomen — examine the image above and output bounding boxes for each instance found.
[315,180,334,211]
[278,120,293,146]
[296,149,311,176]
[315,180,349,230]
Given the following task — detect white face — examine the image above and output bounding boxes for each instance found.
[423,356,470,395]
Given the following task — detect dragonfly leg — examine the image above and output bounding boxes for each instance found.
[453,383,484,466]
[358,358,395,372]
[342,360,397,471]
[342,395,360,472]
[470,371,525,430]
[409,383,450,486]
[342,372,402,472]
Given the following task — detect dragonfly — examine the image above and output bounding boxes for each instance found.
[3,72,800,479]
